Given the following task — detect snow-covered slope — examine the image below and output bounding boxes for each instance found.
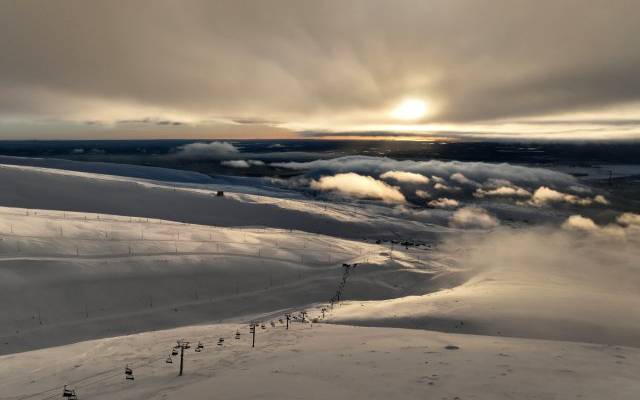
[0,205,459,355]
[2,322,639,400]
[2,159,639,399]
[0,163,438,239]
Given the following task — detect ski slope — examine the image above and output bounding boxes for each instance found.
[2,321,639,400]
[1,160,639,399]
[0,204,456,355]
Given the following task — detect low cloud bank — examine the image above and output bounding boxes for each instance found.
[475,186,531,198]
[310,173,406,203]
[450,207,499,229]
[272,156,605,207]
[428,197,460,209]
[272,156,576,187]
[267,156,615,224]
[221,159,265,168]
[176,141,239,158]
[380,170,430,184]
[529,186,609,207]
[562,213,640,240]
[450,172,479,187]
[430,226,640,345]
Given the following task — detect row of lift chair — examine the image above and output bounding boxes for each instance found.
[63,312,309,398]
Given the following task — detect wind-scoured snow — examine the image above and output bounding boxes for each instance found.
[1,160,639,399]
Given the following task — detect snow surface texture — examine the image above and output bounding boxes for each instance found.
[2,322,639,400]
[1,161,639,399]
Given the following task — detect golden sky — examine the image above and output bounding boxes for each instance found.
[1,0,640,140]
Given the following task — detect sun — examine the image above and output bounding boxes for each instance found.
[390,98,428,121]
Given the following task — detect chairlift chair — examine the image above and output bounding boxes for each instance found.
[270,321,276,327]
[171,348,178,356]
[279,318,284,324]
[125,365,134,380]
[260,323,266,329]
[235,330,241,339]
[62,385,78,400]
[166,356,173,364]
[197,341,204,349]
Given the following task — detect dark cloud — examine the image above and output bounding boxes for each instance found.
[1,0,639,137]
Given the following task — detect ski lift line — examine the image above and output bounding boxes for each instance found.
[25,305,327,398]
[19,355,164,400]
[16,254,369,400]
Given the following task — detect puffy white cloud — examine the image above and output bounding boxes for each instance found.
[450,172,479,187]
[428,197,460,209]
[593,194,609,205]
[475,186,531,198]
[221,160,250,168]
[310,173,406,203]
[618,212,640,226]
[562,215,599,231]
[176,141,239,158]
[529,186,609,207]
[562,215,626,239]
[415,189,431,199]
[220,159,265,168]
[450,207,499,229]
[380,170,430,184]
[530,186,568,205]
[433,182,460,192]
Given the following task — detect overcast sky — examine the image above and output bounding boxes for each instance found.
[1,0,640,140]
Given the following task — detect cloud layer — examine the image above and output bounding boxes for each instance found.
[2,1,640,138]
[175,141,239,158]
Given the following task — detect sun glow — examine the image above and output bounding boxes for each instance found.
[390,98,428,121]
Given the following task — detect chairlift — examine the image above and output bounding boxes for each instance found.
[197,341,204,349]
[217,338,225,346]
[124,365,134,380]
[260,323,266,330]
[278,318,284,324]
[166,356,173,364]
[62,385,78,400]
[171,348,179,356]
[235,330,241,339]
[270,321,276,327]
